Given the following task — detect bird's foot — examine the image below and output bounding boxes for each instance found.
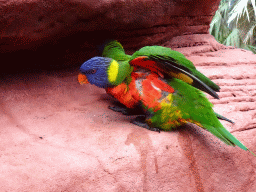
[131,116,161,133]
[108,104,144,116]
[108,105,128,115]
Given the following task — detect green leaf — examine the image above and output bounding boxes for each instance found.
[223,28,241,47]
[243,22,256,44]
[245,45,256,54]
[228,0,250,25]
[210,0,256,54]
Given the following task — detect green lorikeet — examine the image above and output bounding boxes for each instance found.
[78,42,255,155]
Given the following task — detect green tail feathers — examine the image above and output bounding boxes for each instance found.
[212,113,256,155]
[201,123,247,149]
[202,123,256,156]
[168,78,254,154]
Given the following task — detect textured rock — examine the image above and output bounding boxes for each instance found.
[0,0,220,45]
[1,41,256,191]
[0,0,220,72]
[1,0,256,191]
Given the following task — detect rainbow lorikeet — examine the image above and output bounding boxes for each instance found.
[78,41,255,155]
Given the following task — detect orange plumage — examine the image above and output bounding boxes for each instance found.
[106,72,174,112]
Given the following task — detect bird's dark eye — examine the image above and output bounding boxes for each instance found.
[81,69,97,74]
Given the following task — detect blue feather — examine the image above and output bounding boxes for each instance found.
[79,57,112,88]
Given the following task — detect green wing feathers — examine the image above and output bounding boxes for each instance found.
[131,46,220,92]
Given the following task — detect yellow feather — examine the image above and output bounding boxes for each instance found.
[108,60,119,83]
[169,72,193,84]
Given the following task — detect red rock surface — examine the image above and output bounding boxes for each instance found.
[0,0,220,71]
[1,0,220,47]
[1,0,256,191]
[1,36,256,191]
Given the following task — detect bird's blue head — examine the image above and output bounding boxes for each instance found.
[79,56,133,88]
[79,57,113,88]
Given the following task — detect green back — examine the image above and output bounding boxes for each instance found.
[150,78,247,150]
[150,78,214,128]
[169,78,217,126]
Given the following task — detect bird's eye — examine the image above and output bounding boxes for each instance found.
[81,69,97,74]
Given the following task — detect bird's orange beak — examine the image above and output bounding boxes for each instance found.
[78,73,89,85]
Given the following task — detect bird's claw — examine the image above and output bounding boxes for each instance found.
[108,105,129,115]
[108,105,144,116]
[131,116,161,133]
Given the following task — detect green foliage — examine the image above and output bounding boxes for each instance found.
[210,0,256,53]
